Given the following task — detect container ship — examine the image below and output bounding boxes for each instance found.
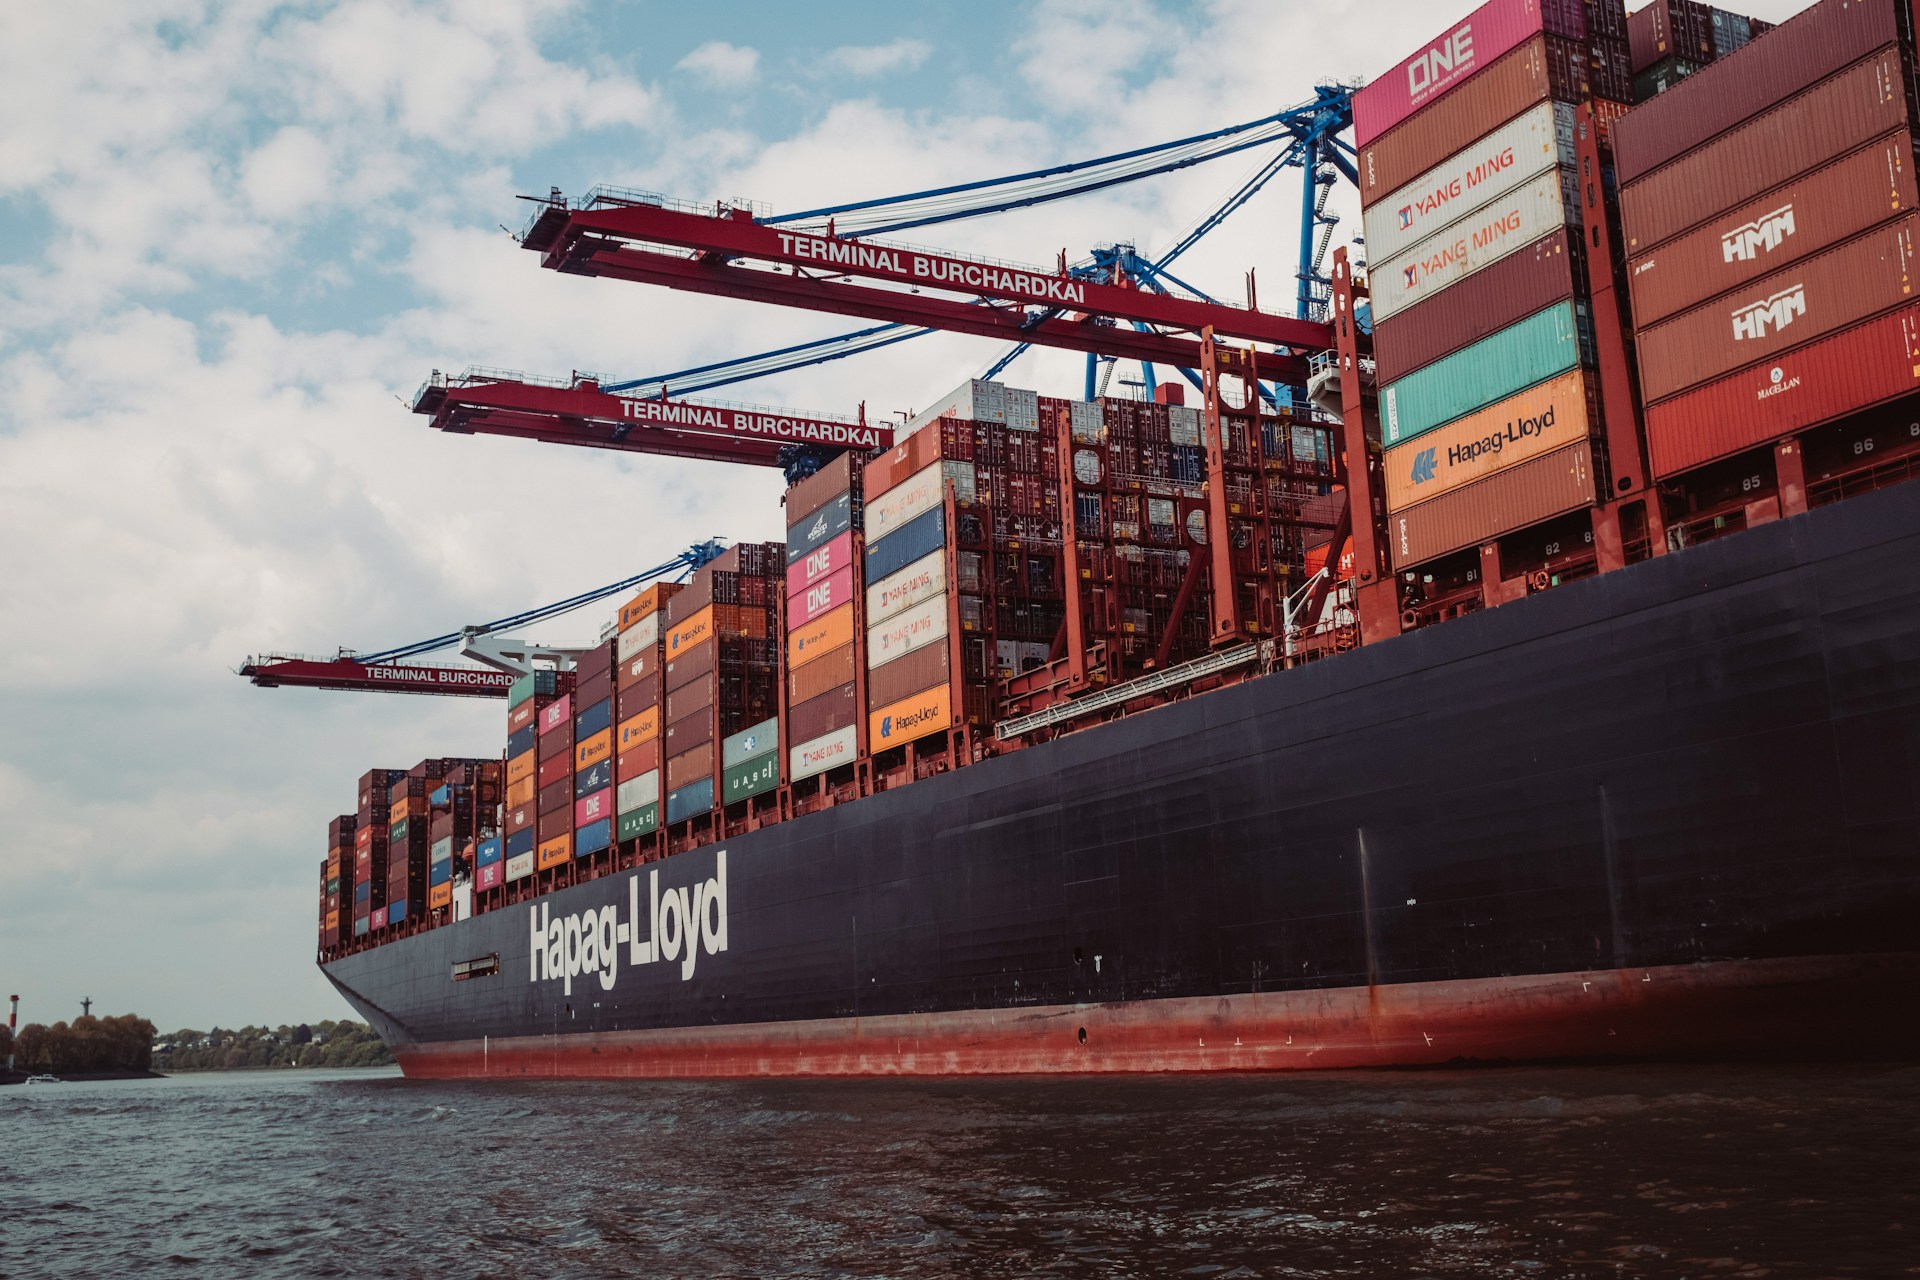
[313,0,1920,1078]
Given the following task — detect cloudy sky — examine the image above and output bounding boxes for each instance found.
[0,0,1808,1032]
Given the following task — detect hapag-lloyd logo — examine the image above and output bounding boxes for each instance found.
[1723,204,1796,263]
[1732,285,1806,341]
[529,854,728,995]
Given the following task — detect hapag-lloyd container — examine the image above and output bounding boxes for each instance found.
[1362,100,1574,265]
[1620,49,1914,253]
[1353,0,1589,147]
[1362,34,1613,205]
[1384,369,1595,510]
[1613,0,1910,183]
[868,594,948,667]
[1390,441,1599,569]
[1375,229,1580,383]
[1381,300,1587,447]
[790,723,858,782]
[870,683,953,750]
[788,603,854,668]
[786,529,854,597]
[1645,303,1920,476]
[1635,214,1920,403]
[866,550,946,625]
[1369,165,1580,322]
[790,564,855,627]
[1627,132,1919,327]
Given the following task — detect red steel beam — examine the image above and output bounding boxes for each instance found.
[413,375,891,468]
[242,658,513,698]
[528,201,1332,353]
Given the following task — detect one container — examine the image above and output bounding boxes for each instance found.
[1383,369,1595,510]
[1390,441,1598,569]
[1361,100,1573,265]
[867,642,950,710]
[1635,214,1920,404]
[1375,228,1579,384]
[475,861,505,891]
[790,643,857,703]
[788,564,856,627]
[869,683,954,751]
[1381,300,1586,447]
[538,694,573,737]
[574,788,612,829]
[785,529,854,597]
[865,551,946,626]
[1626,132,1919,327]
[1612,0,1907,183]
[1619,49,1912,253]
[790,724,859,782]
[1353,0,1590,147]
[1645,303,1920,476]
[788,603,855,668]
[1369,166,1579,323]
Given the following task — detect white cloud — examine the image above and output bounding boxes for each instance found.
[676,40,761,88]
[242,126,337,220]
[821,37,932,78]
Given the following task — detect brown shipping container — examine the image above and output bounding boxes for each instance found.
[537,776,572,815]
[666,745,716,792]
[667,574,713,623]
[1635,214,1919,404]
[617,645,661,689]
[790,683,859,744]
[1374,229,1580,384]
[617,672,661,719]
[1613,0,1909,184]
[664,640,715,691]
[575,670,612,708]
[789,641,858,704]
[506,804,533,835]
[506,699,537,733]
[1645,302,1920,476]
[1361,35,1609,207]
[867,643,951,710]
[1621,50,1912,255]
[1628,132,1919,327]
[863,426,944,500]
[663,711,714,754]
[786,453,858,522]
[617,737,662,780]
[537,724,572,761]
[665,673,716,722]
[1390,442,1599,570]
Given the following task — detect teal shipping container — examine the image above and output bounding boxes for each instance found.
[1380,301,1591,448]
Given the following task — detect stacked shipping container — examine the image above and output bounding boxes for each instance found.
[614,582,677,847]
[1354,0,1632,571]
[863,430,962,757]
[785,456,866,788]
[1627,0,1775,102]
[571,642,616,874]
[1613,0,1920,486]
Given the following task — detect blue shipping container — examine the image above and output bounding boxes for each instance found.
[429,784,451,807]
[574,697,613,739]
[666,778,716,824]
[865,506,945,584]
[787,492,854,563]
[575,817,613,856]
[429,860,452,887]
[387,897,407,921]
[505,828,535,858]
[354,880,371,904]
[507,725,537,759]
[575,758,614,798]
[1379,301,1591,448]
[476,837,503,866]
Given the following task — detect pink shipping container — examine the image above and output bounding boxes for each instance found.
[1620,49,1912,256]
[1635,214,1920,404]
[574,788,612,828]
[1645,303,1920,478]
[476,861,504,891]
[1627,131,1919,328]
[1375,229,1580,383]
[1389,441,1599,569]
[1612,0,1910,183]
[1354,0,1590,147]
[786,529,855,598]
[538,693,573,736]
[789,563,855,628]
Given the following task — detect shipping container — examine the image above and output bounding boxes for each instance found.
[865,550,946,626]
[536,751,570,789]
[790,683,859,744]
[616,769,661,816]
[787,493,854,563]
[786,529,855,597]
[1390,441,1599,569]
[789,603,855,668]
[1370,167,1580,323]
[538,775,571,815]
[618,582,680,632]
[869,683,954,751]
[538,694,573,736]
[790,724,859,782]
[574,788,613,829]
[1630,0,1715,71]
[789,564,856,627]
[1375,229,1579,383]
[1353,0,1592,146]
[1612,0,1908,183]
[867,642,950,710]
[865,507,946,583]
[864,460,950,541]
[1384,369,1595,510]
[668,605,715,657]
[616,611,660,664]
[506,752,536,789]
[574,758,614,798]
[617,803,659,841]
[476,837,504,867]
[1381,301,1587,446]
[1620,50,1912,254]
[476,861,504,891]
[664,641,714,691]
[1645,303,1920,476]
[616,737,662,781]
[663,711,714,754]
[665,674,715,722]
[576,817,612,857]
[665,778,715,825]
[791,642,857,703]
[868,594,948,668]
[506,669,567,705]
[537,833,572,872]
[723,752,780,804]
[1362,100,1575,264]
[786,453,860,523]
[1636,215,1920,403]
[904,380,1007,434]
[617,706,660,754]
[505,850,534,882]
[1627,132,1919,326]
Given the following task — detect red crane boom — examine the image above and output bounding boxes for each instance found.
[239,656,517,698]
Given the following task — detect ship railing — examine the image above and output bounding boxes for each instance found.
[994,642,1266,740]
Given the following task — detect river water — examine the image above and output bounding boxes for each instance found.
[1,1063,1914,1278]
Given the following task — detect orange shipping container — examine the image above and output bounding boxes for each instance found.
[617,737,662,781]
[506,776,536,809]
[506,751,536,787]
[1383,370,1595,511]
[667,744,716,791]
[390,796,412,823]
[863,425,945,500]
[429,881,452,910]
[618,582,680,631]
[575,729,612,771]
[668,605,714,656]
[870,683,953,751]
[537,832,572,871]
[788,602,855,667]
[617,707,659,751]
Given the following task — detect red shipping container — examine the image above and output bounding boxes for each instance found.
[1613,0,1908,183]
[476,861,504,891]
[1635,214,1920,404]
[1620,51,1911,255]
[665,673,716,722]
[664,711,714,754]
[1627,132,1919,327]
[1389,441,1598,569]
[1353,0,1590,147]
[790,642,858,704]
[791,682,859,743]
[537,750,571,789]
[786,529,855,597]
[864,426,945,500]
[617,673,662,719]
[1628,0,1714,72]
[537,776,572,815]
[666,745,715,791]
[1374,229,1579,383]
[664,641,715,692]
[617,737,662,781]
[536,721,572,762]
[786,454,858,522]
[1645,304,1920,477]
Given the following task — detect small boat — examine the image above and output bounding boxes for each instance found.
[24,1075,60,1085]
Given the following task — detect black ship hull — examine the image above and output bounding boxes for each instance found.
[322,485,1920,1077]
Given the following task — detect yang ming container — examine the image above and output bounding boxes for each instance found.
[1375,228,1579,383]
[1369,166,1580,323]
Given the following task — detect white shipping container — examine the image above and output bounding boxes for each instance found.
[1361,101,1575,266]
[1168,405,1201,446]
[616,769,660,814]
[867,594,948,667]
[1070,400,1106,442]
[616,611,659,661]
[866,549,946,626]
[505,851,534,882]
[865,460,945,539]
[790,724,859,782]
[906,378,1007,432]
[1369,165,1580,322]
[1003,386,1041,432]
[944,459,977,504]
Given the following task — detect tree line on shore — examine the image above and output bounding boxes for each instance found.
[2,1016,392,1073]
